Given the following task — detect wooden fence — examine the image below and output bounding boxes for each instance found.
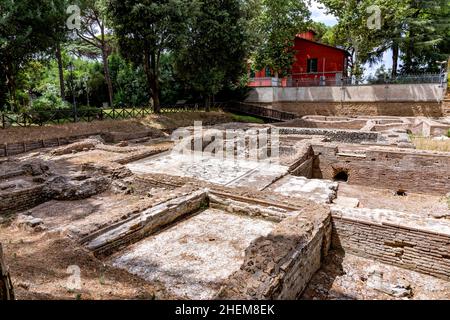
[0,104,217,129]
[0,102,295,129]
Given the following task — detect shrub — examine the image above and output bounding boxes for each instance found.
[32,90,69,111]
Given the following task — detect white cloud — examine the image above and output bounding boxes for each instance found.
[310,0,337,26]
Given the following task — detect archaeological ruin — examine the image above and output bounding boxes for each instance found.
[1,111,450,300]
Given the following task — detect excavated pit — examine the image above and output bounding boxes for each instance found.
[1,115,450,300]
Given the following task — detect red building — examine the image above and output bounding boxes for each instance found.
[250,31,350,87]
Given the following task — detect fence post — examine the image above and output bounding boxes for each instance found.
[0,243,15,300]
[1,113,4,129]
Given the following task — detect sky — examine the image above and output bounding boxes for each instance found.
[310,0,392,77]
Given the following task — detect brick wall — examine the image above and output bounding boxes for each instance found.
[278,128,378,144]
[0,133,100,157]
[331,210,450,280]
[270,102,444,117]
[312,144,450,195]
[217,213,331,299]
[0,185,47,215]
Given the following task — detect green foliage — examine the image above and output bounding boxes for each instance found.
[107,0,194,111]
[230,113,265,124]
[175,0,248,105]
[0,0,68,109]
[32,86,69,111]
[109,53,149,107]
[252,0,311,77]
[367,65,391,84]
[318,0,450,76]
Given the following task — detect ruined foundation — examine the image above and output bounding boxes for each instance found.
[1,113,450,300]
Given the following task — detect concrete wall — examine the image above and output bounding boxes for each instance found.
[331,207,450,280]
[312,144,450,195]
[246,84,445,117]
[247,84,445,103]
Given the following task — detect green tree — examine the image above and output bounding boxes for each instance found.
[318,0,450,76]
[107,0,193,113]
[400,0,450,73]
[109,53,149,107]
[317,0,384,77]
[0,0,66,110]
[76,0,115,107]
[175,0,247,109]
[252,0,311,78]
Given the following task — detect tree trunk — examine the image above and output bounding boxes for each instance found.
[144,51,160,114]
[391,42,399,78]
[5,71,16,111]
[56,42,65,100]
[152,82,161,114]
[204,95,211,112]
[0,244,15,300]
[102,49,114,107]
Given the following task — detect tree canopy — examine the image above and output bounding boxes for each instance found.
[0,0,448,111]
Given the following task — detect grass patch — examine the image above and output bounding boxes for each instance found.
[230,113,265,124]
[411,135,450,152]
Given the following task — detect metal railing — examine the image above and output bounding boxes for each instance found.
[249,73,447,87]
[224,102,297,122]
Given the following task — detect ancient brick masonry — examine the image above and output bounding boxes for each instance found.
[0,185,47,216]
[0,133,100,157]
[216,208,331,300]
[312,144,450,195]
[331,208,450,280]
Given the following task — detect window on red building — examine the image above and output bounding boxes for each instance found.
[307,58,318,73]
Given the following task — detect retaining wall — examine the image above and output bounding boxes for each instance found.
[312,144,450,195]
[331,207,450,280]
[247,84,445,104]
[0,133,100,157]
[0,185,47,215]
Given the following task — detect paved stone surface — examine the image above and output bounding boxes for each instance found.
[269,176,338,204]
[110,208,276,299]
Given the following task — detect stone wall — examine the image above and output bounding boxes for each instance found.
[0,133,100,157]
[217,211,331,300]
[287,144,315,178]
[246,84,445,104]
[278,127,379,144]
[312,144,450,195]
[0,185,46,216]
[83,191,208,257]
[267,102,444,117]
[331,207,450,280]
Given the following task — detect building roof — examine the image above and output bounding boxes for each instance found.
[295,34,351,56]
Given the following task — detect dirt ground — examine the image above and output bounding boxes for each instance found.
[0,226,172,300]
[0,111,234,144]
[140,111,234,130]
[337,183,450,218]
